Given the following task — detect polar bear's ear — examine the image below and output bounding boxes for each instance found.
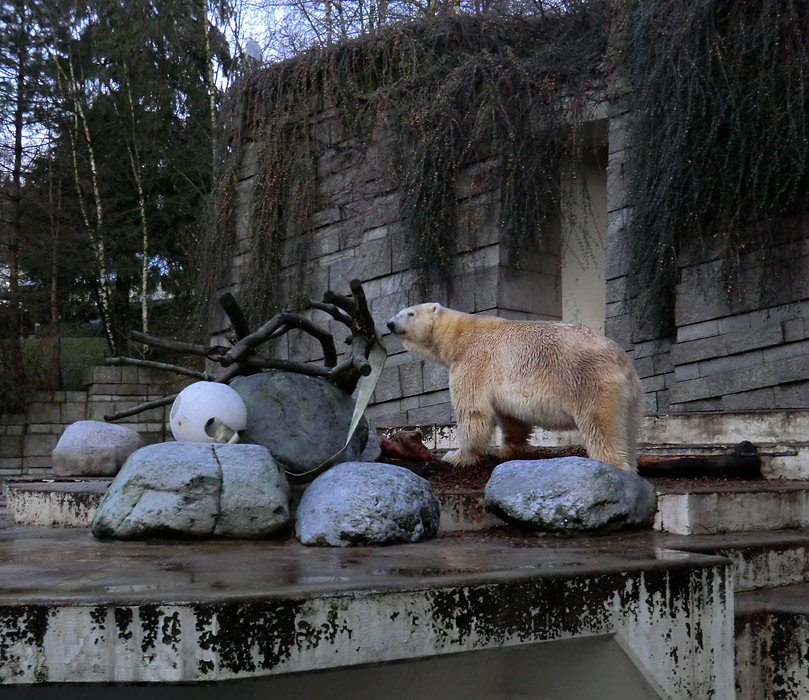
[428,303,441,315]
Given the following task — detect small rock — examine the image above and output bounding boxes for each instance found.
[91,442,290,539]
[360,432,383,462]
[295,462,440,546]
[484,457,657,533]
[231,371,369,476]
[52,420,143,477]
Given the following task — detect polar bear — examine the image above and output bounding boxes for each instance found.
[387,303,642,472]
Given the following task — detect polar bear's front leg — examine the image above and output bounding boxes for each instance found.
[497,415,533,461]
[444,409,495,466]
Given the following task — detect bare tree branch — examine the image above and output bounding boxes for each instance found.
[222,312,338,367]
[105,281,380,420]
[105,356,208,380]
[130,330,216,357]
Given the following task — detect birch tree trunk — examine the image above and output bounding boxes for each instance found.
[120,73,150,341]
[53,56,118,353]
[201,0,218,169]
[8,1,26,377]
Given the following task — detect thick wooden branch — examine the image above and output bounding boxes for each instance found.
[106,281,381,421]
[222,312,337,368]
[639,442,761,478]
[309,300,353,327]
[104,394,177,421]
[349,278,375,336]
[218,292,252,340]
[323,290,356,316]
[349,335,373,376]
[106,356,207,381]
[238,354,332,377]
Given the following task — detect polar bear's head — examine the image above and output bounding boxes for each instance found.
[386,303,442,347]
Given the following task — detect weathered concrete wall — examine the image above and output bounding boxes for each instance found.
[0,556,733,697]
[214,117,587,427]
[216,99,612,428]
[736,607,809,700]
[0,366,184,481]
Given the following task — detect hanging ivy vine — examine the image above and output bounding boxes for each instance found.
[623,0,809,336]
[199,6,611,324]
[199,0,809,340]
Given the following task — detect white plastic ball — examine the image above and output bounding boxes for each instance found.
[169,382,248,444]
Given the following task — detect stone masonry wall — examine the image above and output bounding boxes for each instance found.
[603,13,809,417]
[666,233,809,412]
[214,117,565,428]
[0,366,186,482]
[605,97,809,416]
[218,32,809,420]
[606,229,809,416]
[602,17,675,417]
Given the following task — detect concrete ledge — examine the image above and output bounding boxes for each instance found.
[4,479,111,527]
[654,482,809,535]
[0,527,733,695]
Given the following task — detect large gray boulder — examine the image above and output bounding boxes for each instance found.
[484,457,657,533]
[92,442,290,539]
[230,371,369,476]
[52,420,143,477]
[295,462,441,546]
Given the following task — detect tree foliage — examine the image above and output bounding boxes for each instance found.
[6,0,235,353]
[0,0,236,406]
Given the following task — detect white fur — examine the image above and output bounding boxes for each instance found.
[387,303,642,471]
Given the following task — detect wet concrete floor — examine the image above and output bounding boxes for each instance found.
[1,507,786,606]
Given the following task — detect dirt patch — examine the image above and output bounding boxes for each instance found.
[395,446,587,491]
[393,447,765,491]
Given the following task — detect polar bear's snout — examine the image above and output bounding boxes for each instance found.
[386,316,401,334]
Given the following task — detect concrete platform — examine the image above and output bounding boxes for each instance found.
[0,521,734,697]
[654,481,809,534]
[736,582,809,700]
[3,478,110,527]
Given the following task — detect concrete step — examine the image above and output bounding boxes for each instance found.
[654,480,809,535]
[3,477,111,527]
[736,583,809,700]
[657,529,809,593]
[439,480,809,537]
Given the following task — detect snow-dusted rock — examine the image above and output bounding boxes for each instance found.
[52,420,143,477]
[91,442,290,539]
[295,462,440,546]
[484,457,657,533]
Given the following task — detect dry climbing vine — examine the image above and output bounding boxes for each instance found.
[199,7,611,324]
[199,0,809,341]
[623,0,809,336]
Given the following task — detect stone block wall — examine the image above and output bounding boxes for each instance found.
[0,366,187,482]
[214,120,565,427]
[602,42,675,417]
[217,32,809,420]
[603,20,809,416]
[605,196,809,413]
[666,237,809,412]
